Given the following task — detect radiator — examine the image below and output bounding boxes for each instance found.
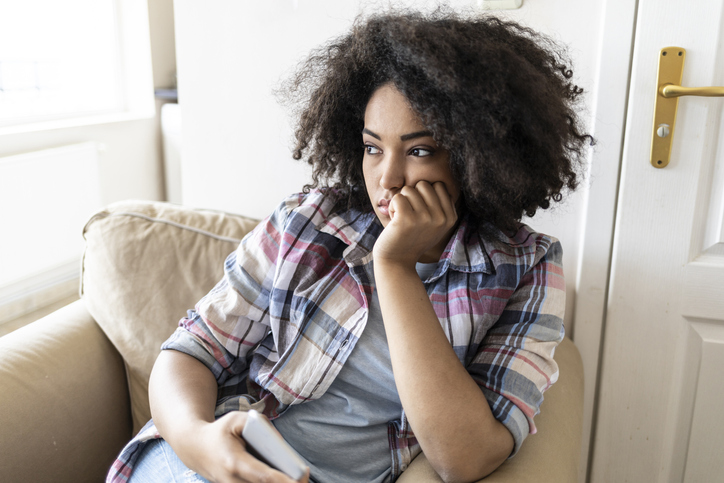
[0,142,101,317]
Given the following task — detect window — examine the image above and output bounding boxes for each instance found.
[0,0,153,134]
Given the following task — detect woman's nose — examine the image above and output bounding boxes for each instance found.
[379,154,405,191]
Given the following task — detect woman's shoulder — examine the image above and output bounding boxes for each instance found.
[274,189,342,220]
[478,222,563,272]
[273,189,367,235]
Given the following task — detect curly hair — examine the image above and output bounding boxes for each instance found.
[281,8,593,235]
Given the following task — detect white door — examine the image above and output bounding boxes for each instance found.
[592,0,724,481]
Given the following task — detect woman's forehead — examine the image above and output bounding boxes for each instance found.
[364,84,427,136]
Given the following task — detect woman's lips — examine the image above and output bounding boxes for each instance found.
[378,198,390,217]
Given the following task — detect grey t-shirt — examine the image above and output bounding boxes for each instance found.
[272,261,437,483]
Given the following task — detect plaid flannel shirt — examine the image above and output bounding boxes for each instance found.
[108,190,565,482]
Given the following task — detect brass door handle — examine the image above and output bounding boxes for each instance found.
[650,47,724,168]
[661,85,724,97]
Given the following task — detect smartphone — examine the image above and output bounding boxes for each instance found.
[241,409,308,480]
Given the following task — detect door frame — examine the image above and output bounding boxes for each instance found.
[570,0,638,480]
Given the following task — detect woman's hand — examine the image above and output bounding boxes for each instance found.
[181,412,309,483]
[373,180,458,266]
[150,351,309,483]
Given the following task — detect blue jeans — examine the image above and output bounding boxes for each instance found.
[129,439,211,483]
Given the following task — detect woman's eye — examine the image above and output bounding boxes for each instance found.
[410,147,433,157]
[365,145,381,155]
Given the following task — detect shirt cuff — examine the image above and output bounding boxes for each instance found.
[480,386,531,457]
[161,326,223,376]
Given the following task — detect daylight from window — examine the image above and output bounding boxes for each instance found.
[0,0,123,127]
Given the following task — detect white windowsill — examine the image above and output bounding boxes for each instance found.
[0,108,156,137]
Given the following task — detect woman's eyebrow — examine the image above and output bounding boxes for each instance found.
[400,130,432,141]
[362,128,381,140]
[363,128,433,141]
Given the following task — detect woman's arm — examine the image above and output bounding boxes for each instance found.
[149,350,307,483]
[374,263,513,483]
[373,181,513,483]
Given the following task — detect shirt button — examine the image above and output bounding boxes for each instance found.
[400,464,408,471]
[341,338,349,347]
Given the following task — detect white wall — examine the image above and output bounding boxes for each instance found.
[174,1,364,218]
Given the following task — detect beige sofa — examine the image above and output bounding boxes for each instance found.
[0,200,584,482]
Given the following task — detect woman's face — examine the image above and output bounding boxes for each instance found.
[362,84,459,227]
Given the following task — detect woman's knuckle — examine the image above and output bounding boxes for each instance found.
[256,472,276,483]
[220,455,237,473]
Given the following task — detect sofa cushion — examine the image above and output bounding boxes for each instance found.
[81,200,259,433]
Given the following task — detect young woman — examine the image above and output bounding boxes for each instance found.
[109,9,591,483]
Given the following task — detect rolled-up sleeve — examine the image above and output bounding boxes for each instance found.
[470,237,566,455]
[161,196,296,385]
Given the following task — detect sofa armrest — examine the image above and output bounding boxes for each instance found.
[0,300,133,482]
[397,336,584,483]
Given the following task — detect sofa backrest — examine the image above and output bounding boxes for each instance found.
[81,200,259,433]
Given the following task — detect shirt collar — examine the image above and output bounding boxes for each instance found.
[315,205,381,265]
[442,218,493,275]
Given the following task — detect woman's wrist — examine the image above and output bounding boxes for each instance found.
[373,253,417,271]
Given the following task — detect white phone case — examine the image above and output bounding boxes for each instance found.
[241,409,308,480]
